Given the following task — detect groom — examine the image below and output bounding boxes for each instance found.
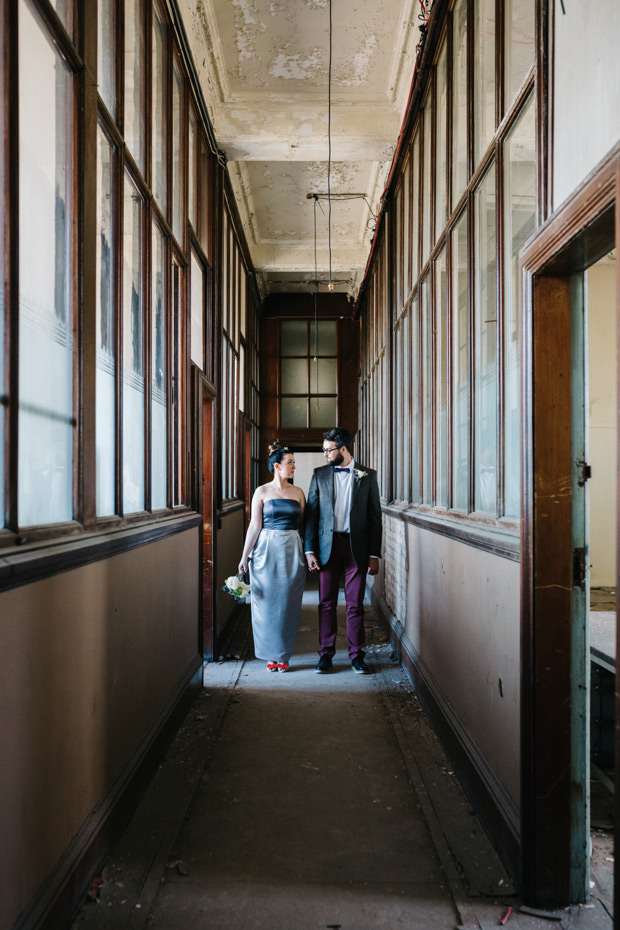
[305,427,382,674]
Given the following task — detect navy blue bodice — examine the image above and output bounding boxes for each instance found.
[262,498,301,530]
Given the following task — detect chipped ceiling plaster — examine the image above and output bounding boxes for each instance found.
[179,0,420,297]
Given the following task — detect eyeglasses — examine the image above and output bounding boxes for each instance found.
[322,446,340,455]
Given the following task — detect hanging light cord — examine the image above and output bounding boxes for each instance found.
[313,195,320,408]
[327,0,333,290]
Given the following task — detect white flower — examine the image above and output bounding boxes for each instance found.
[354,469,367,480]
[224,574,251,600]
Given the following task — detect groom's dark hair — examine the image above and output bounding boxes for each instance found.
[324,427,352,452]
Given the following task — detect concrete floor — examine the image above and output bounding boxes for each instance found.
[71,591,613,930]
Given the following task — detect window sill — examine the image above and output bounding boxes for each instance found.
[0,512,202,593]
[382,503,520,561]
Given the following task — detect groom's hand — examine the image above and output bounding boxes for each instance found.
[367,557,379,576]
[306,553,320,572]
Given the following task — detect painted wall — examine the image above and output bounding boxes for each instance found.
[0,529,200,930]
[587,259,617,586]
[383,515,521,807]
[553,0,620,208]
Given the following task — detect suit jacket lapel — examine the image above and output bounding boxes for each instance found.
[350,463,363,510]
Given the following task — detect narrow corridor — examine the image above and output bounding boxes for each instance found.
[70,594,612,930]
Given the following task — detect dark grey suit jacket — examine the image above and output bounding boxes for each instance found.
[304,462,382,568]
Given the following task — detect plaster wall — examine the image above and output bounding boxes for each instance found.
[553,0,620,208]
[0,529,200,930]
[403,525,521,806]
[587,259,617,586]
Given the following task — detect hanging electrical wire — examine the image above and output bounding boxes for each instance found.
[327,0,334,291]
[313,195,320,409]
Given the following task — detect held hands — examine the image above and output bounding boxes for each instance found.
[305,553,320,572]
[367,557,379,576]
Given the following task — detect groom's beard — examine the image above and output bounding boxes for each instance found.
[328,451,345,467]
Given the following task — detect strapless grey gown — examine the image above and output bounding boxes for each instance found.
[249,498,306,662]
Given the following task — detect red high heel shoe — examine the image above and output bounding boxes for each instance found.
[266,662,278,671]
[277,662,289,672]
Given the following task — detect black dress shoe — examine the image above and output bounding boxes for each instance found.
[315,655,333,673]
[351,656,370,674]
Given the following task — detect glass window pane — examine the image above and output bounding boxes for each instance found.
[188,106,198,231]
[474,0,496,166]
[394,323,403,500]
[411,132,420,283]
[152,224,167,509]
[452,0,468,203]
[18,2,74,526]
[124,0,145,172]
[422,88,434,266]
[122,174,145,513]
[410,296,419,503]
[172,57,184,245]
[98,0,116,117]
[435,248,448,508]
[49,0,73,35]
[421,276,432,504]
[281,358,308,394]
[281,320,308,355]
[200,139,212,260]
[190,251,204,369]
[503,95,535,517]
[474,167,497,514]
[402,311,411,501]
[96,127,116,516]
[310,357,337,394]
[152,3,167,212]
[403,159,411,298]
[436,41,447,236]
[310,396,337,428]
[395,185,403,310]
[505,0,535,108]
[281,396,307,428]
[0,12,5,530]
[172,262,184,505]
[310,320,336,355]
[452,210,469,511]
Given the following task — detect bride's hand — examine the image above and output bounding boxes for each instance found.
[238,559,249,575]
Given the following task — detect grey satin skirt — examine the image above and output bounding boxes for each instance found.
[249,528,306,662]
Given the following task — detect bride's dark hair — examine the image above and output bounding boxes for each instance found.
[267,440,291,473]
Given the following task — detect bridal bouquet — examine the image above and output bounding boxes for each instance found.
[222,573,251,602]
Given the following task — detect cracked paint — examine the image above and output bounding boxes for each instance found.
[340,34,378,86]
[269,48,324,81]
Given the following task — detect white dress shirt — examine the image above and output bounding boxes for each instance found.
[333,460,355,532]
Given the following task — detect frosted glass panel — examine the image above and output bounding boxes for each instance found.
[96,126,116,516]
[310,397,337,428]
[452,0,468,202]
[410,296,419,503]
[474,0,496,166]
[281,320,307,355]
[436,41,447,235]
[124,0,145,171]
[188,108,198,231]
[422,89,433,266]
[172,59,184,244]
[474,168,497,514]
[310,358,337,394]
[123,175,145,513]
[411,133,420,282]
[504,95,535,517]
[421,277,432,504]
[452,210,469,511]
[98,0,116,117]
[152,5,167,212]
[18,2,74,526]
[505,0,535,107]
[190,252,204,369]
[281,358,307,394]
[152,224,167,509]
[310,320,336,356]
[281,397,307,428]
[435,249,448,508]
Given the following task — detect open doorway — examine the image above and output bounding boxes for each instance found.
[587,250,617,913]
[520,167,618,908]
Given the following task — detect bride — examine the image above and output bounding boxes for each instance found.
[238,442,306,672]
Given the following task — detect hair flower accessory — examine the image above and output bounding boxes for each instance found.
[222,573,251,602]
[354,468,367,480]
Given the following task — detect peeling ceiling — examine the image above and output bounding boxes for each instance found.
[181,0,420,299]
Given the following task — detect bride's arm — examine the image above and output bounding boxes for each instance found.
[238,490,264,573]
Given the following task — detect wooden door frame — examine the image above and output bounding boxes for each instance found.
[193,367,217,660]
[520,149,619,907]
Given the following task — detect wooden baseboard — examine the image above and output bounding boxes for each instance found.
[369,585,521,885]
[12,657,203,930]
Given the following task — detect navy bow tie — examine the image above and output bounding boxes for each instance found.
[333,467,350,473]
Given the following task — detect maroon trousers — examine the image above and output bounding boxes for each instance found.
[318,533,367,660]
